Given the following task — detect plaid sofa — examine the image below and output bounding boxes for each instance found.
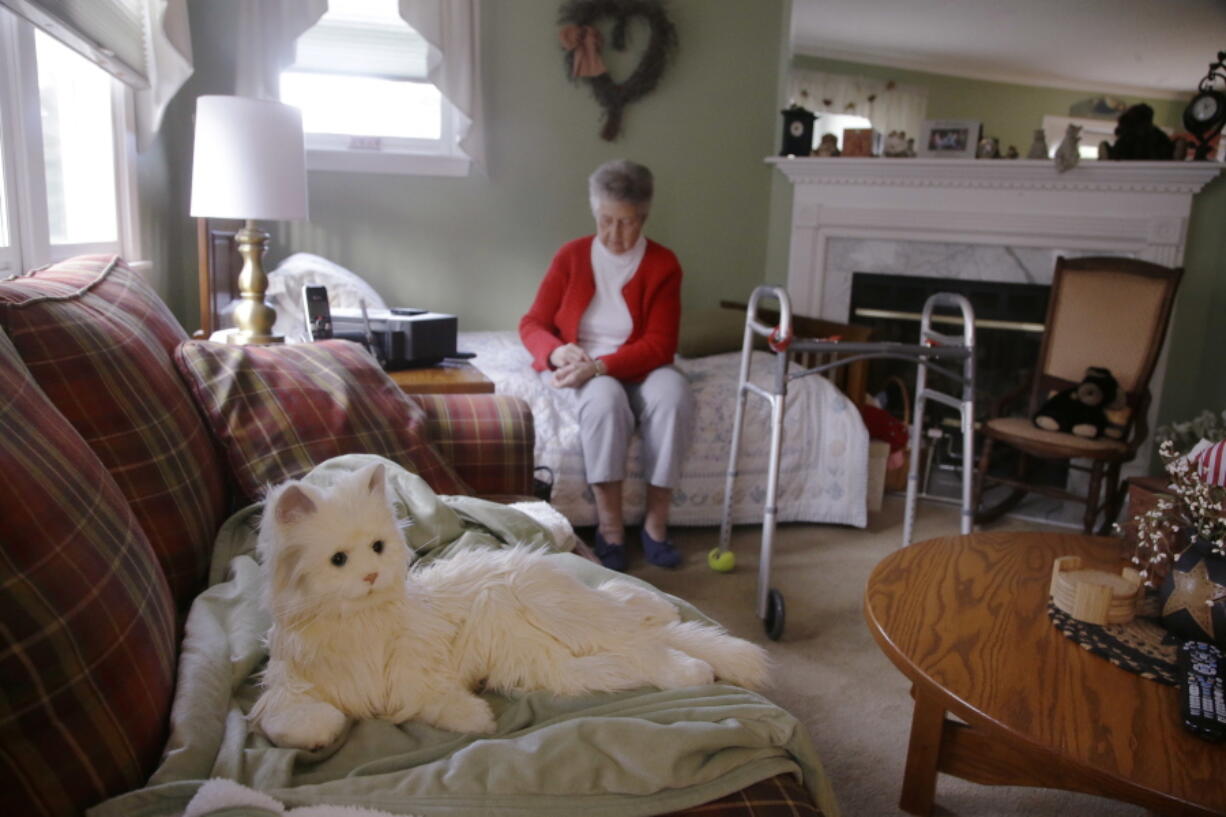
[0,256,536,816]
[0,255,818,817]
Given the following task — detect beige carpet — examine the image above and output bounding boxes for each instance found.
[621,497,1150,817]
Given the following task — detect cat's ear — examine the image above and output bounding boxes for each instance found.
[274,484,317,525]
[366,463,387,496]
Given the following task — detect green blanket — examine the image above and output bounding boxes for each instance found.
[90,455,838,817]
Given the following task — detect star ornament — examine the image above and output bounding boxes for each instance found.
[1162,557,1226,643]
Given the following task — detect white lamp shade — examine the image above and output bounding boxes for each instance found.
[190,96,308,221]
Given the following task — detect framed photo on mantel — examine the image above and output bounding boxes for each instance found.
[919,119,981,158]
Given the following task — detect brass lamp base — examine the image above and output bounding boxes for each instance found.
[227,219,284,345]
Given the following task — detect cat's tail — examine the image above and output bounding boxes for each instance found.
[662,621,770,691]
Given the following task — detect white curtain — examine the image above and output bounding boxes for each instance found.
[789,69,928,141]
[0,0,196,150]
[137,0,193,150]
[232,0,327,100]
[399,0,484,168]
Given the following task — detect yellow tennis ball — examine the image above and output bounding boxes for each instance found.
[707,548,736,573]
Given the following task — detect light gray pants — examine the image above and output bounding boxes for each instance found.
[573,365,695,488]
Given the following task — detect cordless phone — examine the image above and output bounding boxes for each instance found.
[303,285,332,341]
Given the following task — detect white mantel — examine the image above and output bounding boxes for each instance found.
[770,157,1222,320]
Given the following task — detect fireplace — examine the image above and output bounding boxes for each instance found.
[849,272,1049,406]
[769,157,1221,483]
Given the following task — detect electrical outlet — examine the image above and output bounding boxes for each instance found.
[348,135,383,151]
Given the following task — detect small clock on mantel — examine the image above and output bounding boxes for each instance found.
[1183,50,1226,160]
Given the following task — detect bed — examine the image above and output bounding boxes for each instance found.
[457,328,870,529]
[196,221,873,532]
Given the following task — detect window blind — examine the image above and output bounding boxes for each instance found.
[291,9,429,81]
[0,0,147,86]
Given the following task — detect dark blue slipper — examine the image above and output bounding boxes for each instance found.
[640,528,681,568]
[594,531,628,572]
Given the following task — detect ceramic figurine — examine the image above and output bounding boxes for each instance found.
[1097,140,1112,160]
[814,133,841,157]
[1027,128,1049,159]
[1005,145,1019,159]
[976,136,1000,159]
[1054,124,1082,173]
[905,137,916,157]
[1173,135,1190,161]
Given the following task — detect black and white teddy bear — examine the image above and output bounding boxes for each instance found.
[1033,366,1125,440]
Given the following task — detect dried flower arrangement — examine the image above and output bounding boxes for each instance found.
[1125,438,1226,589]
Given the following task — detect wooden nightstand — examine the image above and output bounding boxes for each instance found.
[387,361,494,395]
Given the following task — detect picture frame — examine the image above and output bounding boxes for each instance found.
[918,119,981,159]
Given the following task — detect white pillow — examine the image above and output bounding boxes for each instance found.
[265,252,388,342]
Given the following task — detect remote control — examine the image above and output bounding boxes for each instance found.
[1177,640,1226,742]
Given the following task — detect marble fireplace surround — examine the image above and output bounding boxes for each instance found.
[770,157,1221,322]
[770,157,1222,482]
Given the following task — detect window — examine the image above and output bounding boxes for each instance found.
[280,0,468,176]
[0,6,135,273]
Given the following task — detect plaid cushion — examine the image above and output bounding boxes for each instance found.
[0,255,227,611]
[415,393,535,497]
[175,339,470,500]
[662,774,824,816]
[0,327,176,817]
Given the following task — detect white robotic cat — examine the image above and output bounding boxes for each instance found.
[251,463,769,750]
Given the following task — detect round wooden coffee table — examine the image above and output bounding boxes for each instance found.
[864,531,1226,817]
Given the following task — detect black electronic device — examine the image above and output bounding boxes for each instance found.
[1177,640,1226,742]
[302,285,332,340]
[331,307,458,370]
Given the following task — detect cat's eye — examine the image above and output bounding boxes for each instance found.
[372,540,384,554]
[330,552,347,567]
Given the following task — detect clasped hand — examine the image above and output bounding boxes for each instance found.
[550,343,599,388]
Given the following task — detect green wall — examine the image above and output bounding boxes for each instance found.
[1162,174,1226,431]
[154,0,786,332]
[148,0,789,332]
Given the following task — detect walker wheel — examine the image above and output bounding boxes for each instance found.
[763,589,785,641]
[707,547,736,573]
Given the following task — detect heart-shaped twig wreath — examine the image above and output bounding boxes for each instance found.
[558,0,678,141]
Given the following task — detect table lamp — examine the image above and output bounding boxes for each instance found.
[190,96,308,345]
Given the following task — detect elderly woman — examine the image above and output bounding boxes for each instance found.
[519,159,694,572]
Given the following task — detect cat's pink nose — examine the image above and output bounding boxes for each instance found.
[363,572,378,585]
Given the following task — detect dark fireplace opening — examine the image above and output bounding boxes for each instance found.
[849,272,1064,487]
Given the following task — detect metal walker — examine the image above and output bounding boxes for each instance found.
[712,285,977,640]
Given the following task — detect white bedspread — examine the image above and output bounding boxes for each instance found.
[458,331,868,529]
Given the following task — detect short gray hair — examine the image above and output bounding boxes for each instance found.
[589,159,653,216]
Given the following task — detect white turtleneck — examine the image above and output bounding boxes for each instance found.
[577,235,646,358]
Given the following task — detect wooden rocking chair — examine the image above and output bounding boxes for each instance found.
[973,256,1183,534]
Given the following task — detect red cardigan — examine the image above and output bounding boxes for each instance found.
[519,236,682,382]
